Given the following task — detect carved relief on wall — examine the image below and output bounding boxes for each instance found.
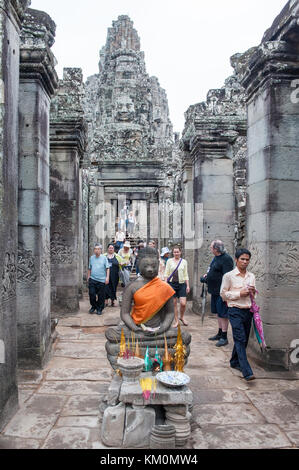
[248,236,266,282]
[271,243,299,287]
[2,253,16,302]
[17,245,37,284]
[51,232,76,265]
[41,242,51,281]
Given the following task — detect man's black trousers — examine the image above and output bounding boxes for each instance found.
[89,278,105,311]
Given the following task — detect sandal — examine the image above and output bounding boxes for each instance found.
[179,318,189,326]
[173,322,179,328]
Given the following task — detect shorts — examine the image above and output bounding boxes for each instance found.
[169,282,187,299]
[211,294,228,319]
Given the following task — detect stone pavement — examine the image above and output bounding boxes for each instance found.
[0,296,298,449]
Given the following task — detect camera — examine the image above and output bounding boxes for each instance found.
[200,276,208,284]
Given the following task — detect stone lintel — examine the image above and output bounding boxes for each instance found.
[50,121,86,157]
[20,8,58,97]
[1,0,30,30]
[262,0,299,44]
[241,40,299,100]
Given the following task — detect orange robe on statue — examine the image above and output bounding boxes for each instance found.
[131,277,175,325]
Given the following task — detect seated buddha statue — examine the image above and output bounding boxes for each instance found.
[105,247,191,370]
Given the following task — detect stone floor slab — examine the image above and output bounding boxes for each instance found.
[282,389,299,405]
[0,436,41,449]
[45,367,113,382]
[186,374,249,390]
[45,357,103,370]
[56,416,99,428]
[3,394,66,439]
[57,317,81,327]
[42,427,91,449]
[199,424,291,449]
[191,389,250,405]
[37,380,109,396]
[193,403,265,426]
[280,424,299,446]
[61,395,102,416]
[246,390,299,424]
[54,341,108,359]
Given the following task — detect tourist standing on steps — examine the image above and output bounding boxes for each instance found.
[127,211,135,237]
[104,244,121,307]
[204,240,234,347]
[220,248,256,382]
[87,244,110,316]
[165,246,190,327]
[118,241,133,286]
[114,229,125,252]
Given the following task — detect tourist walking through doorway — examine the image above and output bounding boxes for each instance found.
[203,240,234,347]
[87,244,110,315]
[165,246,190,327]
[220,248,256,381]
[104,244,121,307]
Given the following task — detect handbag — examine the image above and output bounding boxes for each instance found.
[167,258,183,283]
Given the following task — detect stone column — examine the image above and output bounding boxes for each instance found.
[0,0,29,431]
[50,68,86,314]
[182,71,248,313]
[17,8,58,369]
[182,153,194,298]
[88,182,105,259]
[240,3,299,369]
[191,134,235,312]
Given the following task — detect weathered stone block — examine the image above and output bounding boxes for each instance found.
[101,403,126,447]
[123,405,155,448]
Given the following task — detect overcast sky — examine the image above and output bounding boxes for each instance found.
[30,0,287,132]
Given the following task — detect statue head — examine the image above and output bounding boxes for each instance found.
[138,247,160,280]
[115,95,135,122]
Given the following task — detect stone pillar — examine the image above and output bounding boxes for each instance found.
[50,68,86,314]
[0,0,29,431]
[17,8,58,369]
[182,153,194,298]
[82,169,89,284]
[182,69,248,313]
[88,182,105,259]
[191,135,235,312]
[240,2,299,369]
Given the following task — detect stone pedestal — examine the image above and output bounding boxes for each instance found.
[0,0,29,431]
[101,373,193,448]
[240,4,299,369]
[50,68,86,314]
[17,8,58,368]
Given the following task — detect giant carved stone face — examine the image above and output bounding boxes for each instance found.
[115,95,135,122]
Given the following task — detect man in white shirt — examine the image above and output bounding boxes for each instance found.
[220,248,256,381]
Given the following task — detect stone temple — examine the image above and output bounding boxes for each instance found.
[0,0,299,438]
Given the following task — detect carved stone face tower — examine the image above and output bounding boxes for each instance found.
[84,16,179,251]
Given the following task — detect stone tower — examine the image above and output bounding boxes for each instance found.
[84,15,180,252]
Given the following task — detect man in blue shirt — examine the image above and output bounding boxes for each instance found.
[87,244,110,315]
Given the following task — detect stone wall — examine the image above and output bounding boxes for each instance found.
[181,59,249,312]
[240,0,299,369]
[0,0,30,431]
[17,7,58,368]
[50,68,86,314]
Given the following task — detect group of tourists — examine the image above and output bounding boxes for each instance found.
[116,205,136,237]
[87,241,190,328]
[87,237,256,382]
